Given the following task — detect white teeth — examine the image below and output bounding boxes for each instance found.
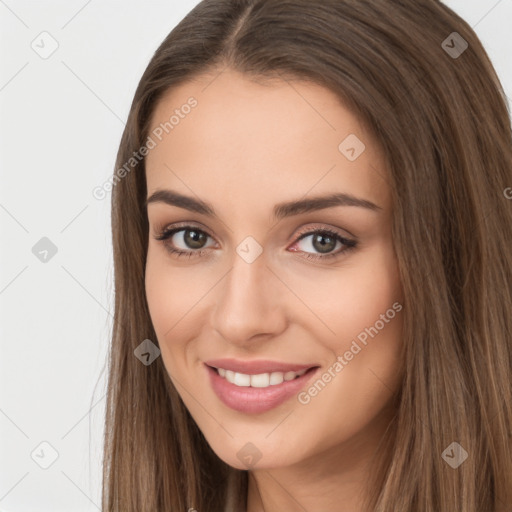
[269,372,284,385]
[250,373,270,388]
[217,367,308,388]
[233,372,251,387]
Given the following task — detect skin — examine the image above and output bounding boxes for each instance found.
[144,68,404,512]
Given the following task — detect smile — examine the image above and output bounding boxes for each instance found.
[215,367,308,388]
[204,360,319,414]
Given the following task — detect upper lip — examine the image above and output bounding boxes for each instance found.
[204,358,318,375]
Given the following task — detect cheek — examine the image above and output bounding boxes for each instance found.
[328,255,402,345]
[144,247,216,372]
[144,250,190,365]
[145,252,173,335]
[293,244,404,424]
[288,241,403,351]
[145,246,202,332]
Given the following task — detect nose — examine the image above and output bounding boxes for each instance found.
[210,250,287,346]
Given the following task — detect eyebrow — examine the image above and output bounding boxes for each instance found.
[145,189,382,221]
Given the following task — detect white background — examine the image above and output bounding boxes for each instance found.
[0,1,511,510]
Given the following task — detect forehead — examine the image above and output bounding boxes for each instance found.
[145,69,389,213]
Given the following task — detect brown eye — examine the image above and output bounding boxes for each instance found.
[154,226,216,258]
[181,229,208,249]
[309,232,338,254]
[290,228,357,261]
[154,224,357,262]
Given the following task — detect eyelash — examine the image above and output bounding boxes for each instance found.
[153,223,358,262]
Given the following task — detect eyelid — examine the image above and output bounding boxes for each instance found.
[154,220,211,235]
[153,221,215,243]
[293,223,355,242]
[153,221,357,260]
[154,221,353,242]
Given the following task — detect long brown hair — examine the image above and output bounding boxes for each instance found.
[102,1,512,510]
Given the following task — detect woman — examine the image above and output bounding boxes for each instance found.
[102,1,512,510]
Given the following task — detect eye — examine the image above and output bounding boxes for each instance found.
[153,223,357,261]
[154,224,216,259]
[289,227,357,261]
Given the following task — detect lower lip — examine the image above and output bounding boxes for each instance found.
[205,364,319,414]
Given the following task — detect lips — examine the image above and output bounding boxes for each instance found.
[204,358,317,374]
[204,358,320,414]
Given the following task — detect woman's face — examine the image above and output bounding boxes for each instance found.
[145,69,404,471]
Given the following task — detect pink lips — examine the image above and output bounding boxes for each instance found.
[204,358,319,414]
[204,358,315,374]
